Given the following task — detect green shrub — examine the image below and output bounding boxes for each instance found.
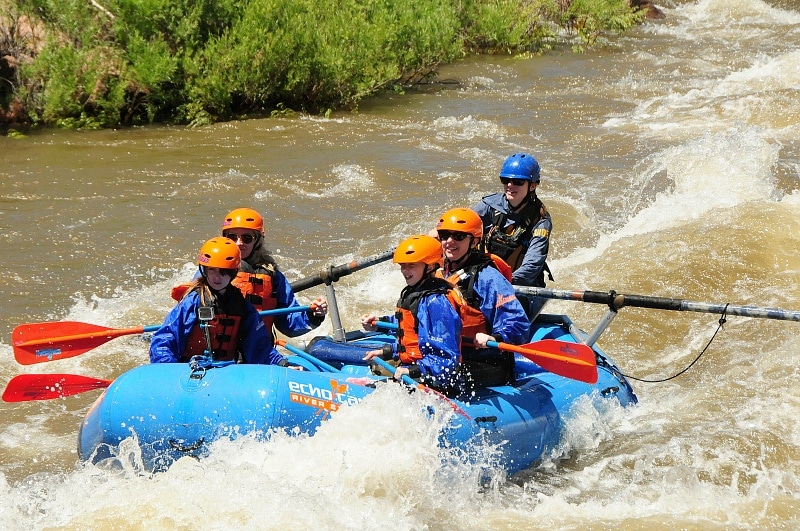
[2,0,645,129]
[189,0,461,118]
[460,0,558,54]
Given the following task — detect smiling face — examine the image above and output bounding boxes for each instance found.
[223,229,259,260]
[502,179,537,208]
[399,262,427,286]
[440,231,473,263]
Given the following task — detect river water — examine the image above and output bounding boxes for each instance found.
[1,0,799,528]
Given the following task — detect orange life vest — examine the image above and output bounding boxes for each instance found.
[437,253,511,340]
[394,277,462,364]
[231,270,278,329]
[172,268,278,329]
[180,313,242,362]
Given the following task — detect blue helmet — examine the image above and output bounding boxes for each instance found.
[499,153,540,182]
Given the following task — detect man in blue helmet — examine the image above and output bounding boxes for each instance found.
[473,153,553,319]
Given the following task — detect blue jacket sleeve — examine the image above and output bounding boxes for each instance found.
[271,270,322,337]
[474,268,530,345]
[414,295,462,384]
[511,214,552,286]
[149,293,200,363]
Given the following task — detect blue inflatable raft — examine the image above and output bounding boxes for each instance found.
[77,313,637,475]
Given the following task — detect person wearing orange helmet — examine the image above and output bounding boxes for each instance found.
[436,208,529,386]
[221,207,328,347]
[150,238,284,364]
[360,235,464,394]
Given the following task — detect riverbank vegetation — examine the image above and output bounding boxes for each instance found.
[0,0,645,130]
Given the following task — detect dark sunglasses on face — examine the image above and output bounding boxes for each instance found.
[500,178,528,186]
[438,230,470,242]
[225,232,255,244]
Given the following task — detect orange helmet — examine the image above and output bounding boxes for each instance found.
[222,208,264,233]
[393,235,443,266]
[197,237,241,269]
[436,207,483,239]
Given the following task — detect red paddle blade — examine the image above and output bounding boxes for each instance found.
[511,339,598,384]
[13,321,144,365]
[2,374,113,402]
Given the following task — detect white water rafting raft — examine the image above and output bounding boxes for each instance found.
[74,311,635,474]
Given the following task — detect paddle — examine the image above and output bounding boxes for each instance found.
[514,287,800,321]
[371,320,597,384]
[13,305,312,365]
[173,250,394,299]
[369,356,470,419]
[289,249,395,292]
[275,336,470,417]
[2,374,113,402]
[483,338,597,384]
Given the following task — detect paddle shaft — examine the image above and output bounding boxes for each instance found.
[516,287,800,322]
[289,249,394,292]
[370,356,417,387]
[370,356,471,417]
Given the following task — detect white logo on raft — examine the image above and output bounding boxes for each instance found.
[288,379,362,418]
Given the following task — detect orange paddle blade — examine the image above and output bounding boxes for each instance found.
[490,339,598,384]
[13,321,148,365]
[2,373,113,402]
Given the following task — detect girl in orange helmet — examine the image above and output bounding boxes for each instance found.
[221,207,328,346]
[360,235,464,394]
[150,238,285,365]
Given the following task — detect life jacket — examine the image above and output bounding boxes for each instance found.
[394,276,461,365]
[231,265,278,329]
[438,253,512,340]
[483,195,553,285]
[178,287,250,362]
[172,265,279,329]
[181,312,243,362]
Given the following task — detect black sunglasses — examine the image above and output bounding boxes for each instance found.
[225,233,256,244]
[500,178,528,186]
[438,230,470,242]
